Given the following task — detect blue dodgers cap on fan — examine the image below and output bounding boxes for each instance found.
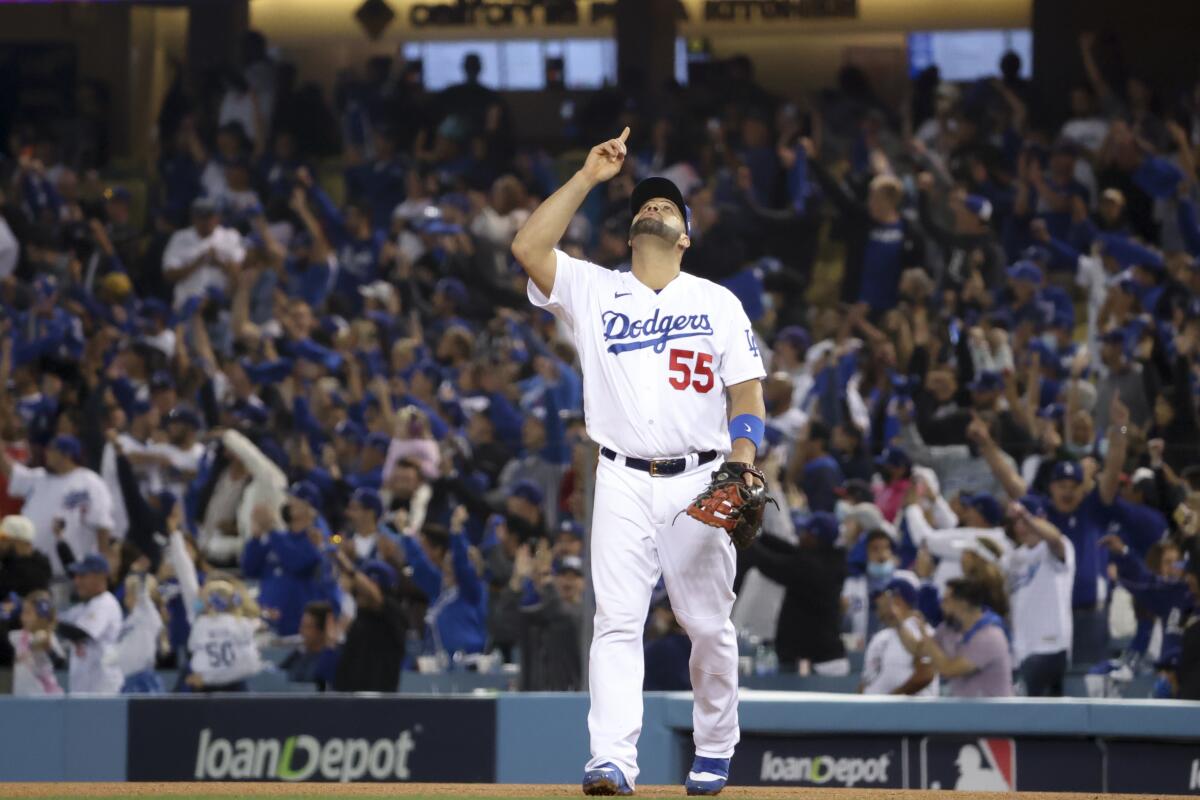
[509,479,544,506]
[968,370,1004,393]
[128,399,153,419]
[775,325,810,352]
[139,298,170,321]
[288,480,323,509]
[884,571,920,607]
[350,487,384,518]
[34,275,58,300]
[334,420,366,445]
[1006,260,1043,284]
[1100,327,1129,351]
[233,400,269,425]
[558,519,584,540]
[49,435,82,462]
[793,511,840,544]
[960,492,1004,527]
[1132,155,1185,199]
[1022,244,1052,265]
[360,559,398,592]
[166,406,201,428]
[630,176,691,236]
[435,277,468,307]
[875,446,911,470]
[104,185,131,204]
[962,194,993,223]
[68,553,109,576]
[149,370,175,392]
[1038,403,1065,421]
[1019,494,1047,517]
[1050,460,1083,484]
[1098,233,1165,273]
[365,431,392,452]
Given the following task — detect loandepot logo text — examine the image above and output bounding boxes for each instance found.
[194,728,416,782]
[760,751,891,787]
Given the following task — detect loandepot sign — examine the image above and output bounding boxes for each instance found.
[405,0,857,27]
[194,728,417,782]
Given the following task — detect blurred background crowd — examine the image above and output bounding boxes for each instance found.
[1,20,1200,703]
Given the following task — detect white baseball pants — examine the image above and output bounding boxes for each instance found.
[585,453,740,786]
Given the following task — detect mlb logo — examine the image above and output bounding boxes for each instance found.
[920,736,1016,792]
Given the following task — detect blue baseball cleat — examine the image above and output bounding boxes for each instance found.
[685,755,730,796]
[582,761,633,796]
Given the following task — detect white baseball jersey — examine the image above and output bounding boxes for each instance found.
[162,224,245,309]
[862,617,939,696]
[528,250,765,459]
[1006,538,1075,663]
[149,440,205,498]
[189,613,262,686]
[62,591,125,695]
[8,463,115,576]
[115,586,164,677]
[903,505,1011,590]
[8,629,64,696]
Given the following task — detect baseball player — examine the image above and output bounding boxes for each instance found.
[512,128,768,796]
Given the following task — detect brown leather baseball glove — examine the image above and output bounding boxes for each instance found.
[682,461,777,549]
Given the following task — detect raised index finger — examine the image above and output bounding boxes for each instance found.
[618,126,630,143]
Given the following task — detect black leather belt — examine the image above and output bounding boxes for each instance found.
[600,447,717,477]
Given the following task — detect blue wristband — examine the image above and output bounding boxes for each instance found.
[729,414,765,450]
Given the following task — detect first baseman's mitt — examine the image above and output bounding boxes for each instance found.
[681,462,777,549]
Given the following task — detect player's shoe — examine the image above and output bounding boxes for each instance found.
[685,755,730,796]
[582,762,633,796]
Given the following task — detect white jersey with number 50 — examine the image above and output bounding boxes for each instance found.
[188,613,262,686]
[529,249,765,459]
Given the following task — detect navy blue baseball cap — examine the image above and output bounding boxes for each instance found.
[334,420,366,445]
[365,431,391,453]
[968,370,1004,393]
[884,572,920,607]
[1100,328,1129,353]
[350,487,384,518]
[1018,493,1047,517]
[288,480,323,509]
[166,406,201,428]
[960,492,1004,527]
[1006,260,1043,284]
[104,185,131,204]
[69,553,109,576]
[558,519,584,540]
[962,195,993,222]
[140,298,170,321]
[149,370,175,391]
[49,435,82,462]
[630,177,691,236]
[1038,403,1065,421]
[1050,461,1083,484]
[775,325,810,352]
[793,511,840,544]
[434,277,468,307]
[1022,244,1052,265]
[360,559,398,591]
[232,401,269,426]
[509,480,544,506]
[876,446,912,470]
[128,399,153,419]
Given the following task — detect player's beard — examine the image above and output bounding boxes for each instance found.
[630,217,681,246]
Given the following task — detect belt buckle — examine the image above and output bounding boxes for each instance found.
[649,459,662,477]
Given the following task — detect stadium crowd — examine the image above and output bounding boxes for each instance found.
[0,29,1199,702]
